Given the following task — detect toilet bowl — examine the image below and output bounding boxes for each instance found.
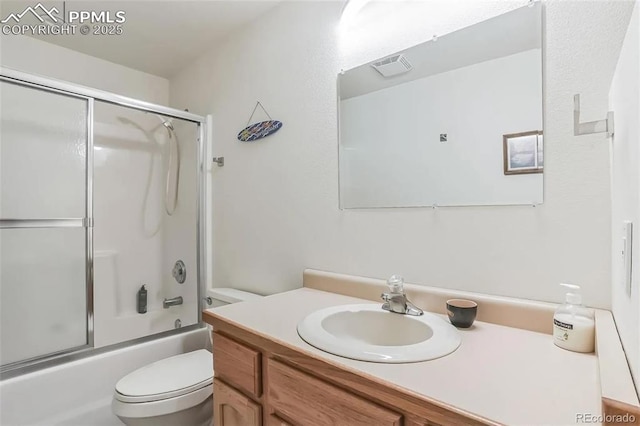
[112,288,262,426]
[112,349,213,426]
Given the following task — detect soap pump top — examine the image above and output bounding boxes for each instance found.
[560,282,583,305]
[557,283,593,318]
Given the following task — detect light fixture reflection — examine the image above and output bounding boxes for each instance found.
[340,0,370,28]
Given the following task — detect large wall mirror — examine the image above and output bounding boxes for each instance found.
[338,3,543,209]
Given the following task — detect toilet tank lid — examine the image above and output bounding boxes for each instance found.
[115,349,212,400]
[210,287,263,304]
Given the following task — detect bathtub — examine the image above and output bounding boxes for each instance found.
[0,328,210,426]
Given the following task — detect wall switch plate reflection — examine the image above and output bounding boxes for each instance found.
[622,221,633,297]
[440,134,447,142]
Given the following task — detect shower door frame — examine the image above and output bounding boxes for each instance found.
[0,67,208,377]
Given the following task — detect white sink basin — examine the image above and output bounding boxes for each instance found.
[297,304,461,363]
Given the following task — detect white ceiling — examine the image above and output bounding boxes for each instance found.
[340,2,542,100]
[0,1,282,78]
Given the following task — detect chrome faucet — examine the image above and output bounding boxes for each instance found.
[163,296,183,309]
[381,275,423,316]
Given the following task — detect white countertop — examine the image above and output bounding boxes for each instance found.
[207,288,601,426]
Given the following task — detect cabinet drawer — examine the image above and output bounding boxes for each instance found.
[213,332,262,398]
[267,359,402,426]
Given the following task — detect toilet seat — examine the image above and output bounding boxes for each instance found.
[112,349,213,419]
[112,385,212,419]
[115,377,212,403]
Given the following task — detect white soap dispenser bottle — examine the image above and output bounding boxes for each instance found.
[553,283,595,353]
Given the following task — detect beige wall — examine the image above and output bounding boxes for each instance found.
[170,1,633,308]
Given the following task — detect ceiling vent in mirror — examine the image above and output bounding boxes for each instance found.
[371,54,412,78]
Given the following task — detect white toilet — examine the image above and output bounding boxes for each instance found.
[112,288,262,426]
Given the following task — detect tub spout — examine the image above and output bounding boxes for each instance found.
[163,296,183,309]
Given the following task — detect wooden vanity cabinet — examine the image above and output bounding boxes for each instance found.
[210,322,492,426]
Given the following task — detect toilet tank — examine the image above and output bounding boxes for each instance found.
[209,288,262,307]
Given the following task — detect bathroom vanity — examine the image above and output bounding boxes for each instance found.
[203,270,640,426]
[207,322,478,426]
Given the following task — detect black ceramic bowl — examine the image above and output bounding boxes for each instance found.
[446,299,478,328]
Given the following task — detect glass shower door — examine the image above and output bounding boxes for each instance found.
[0,80,91,368]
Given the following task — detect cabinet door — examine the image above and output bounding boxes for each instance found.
[214,378,262,426]
[268,359,402,426]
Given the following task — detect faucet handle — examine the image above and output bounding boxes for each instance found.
[387,275,404,293]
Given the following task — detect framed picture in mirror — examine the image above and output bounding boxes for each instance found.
[503,130,543,175]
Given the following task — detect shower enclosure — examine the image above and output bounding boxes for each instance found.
[0,68,208,376]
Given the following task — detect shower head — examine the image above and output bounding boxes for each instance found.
[156,115,174,140]
[150,114,174,139]
[152,113,173,128]
[159,117,174,131]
